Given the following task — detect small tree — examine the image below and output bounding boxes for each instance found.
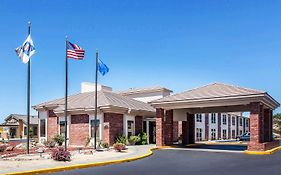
[273,113,281,135]
[53,135,65,146]
[29,128,33,138]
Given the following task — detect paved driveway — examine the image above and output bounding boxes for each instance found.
[48,149,281,175]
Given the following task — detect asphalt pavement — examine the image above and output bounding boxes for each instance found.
[47,149,281,175]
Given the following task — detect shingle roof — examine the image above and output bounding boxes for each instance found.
[118,86,173,95]
[33,91,155,113]
[2,114,38,125]
[152,83,266,103]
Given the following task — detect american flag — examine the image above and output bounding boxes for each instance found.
[67,41,85,60]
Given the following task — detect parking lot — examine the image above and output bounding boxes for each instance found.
[49,149,281,175]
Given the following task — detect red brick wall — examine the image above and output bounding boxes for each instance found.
[135,116,143,135]
[69,114,89,146]
[165,110,174,145]
[47,110,58,140]
[187,113,195,144]
[156,108,165,146]
[173,121,179,142]
[103,113,123,145]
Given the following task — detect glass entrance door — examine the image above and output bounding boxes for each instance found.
[149,121,156,144]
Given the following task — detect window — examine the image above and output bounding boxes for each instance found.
[24,127,27,136]
[222,129,227,139]
[222,114,227,125]
[196,128,203,141]
[240,118,243,126]
[211,129,216,140]
[232,117,236,126]
[211,113,216,124]
[231,130,236,139]
[59,121,66,136]
[127,120,134,137]
[143,121,147,133]
[196,114,202,122]
[40,119,46,137]
[90,119,100,140]
[33,126,38,136]
[246,119,249,127]
[240,130,243,136]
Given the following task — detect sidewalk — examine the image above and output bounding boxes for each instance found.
[0,145,156,175]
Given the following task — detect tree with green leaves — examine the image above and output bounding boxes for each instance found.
[273,113,281,135]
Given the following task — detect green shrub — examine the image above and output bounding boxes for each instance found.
[53,135,64,146]
[29,128,33,138]
[128,135,140,145]
[44,140,56,148]
[113,143,126,152]
[115,135,127,145]
[101,142,109,149]
[137,132,148,145]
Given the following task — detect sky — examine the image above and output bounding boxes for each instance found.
[0,0,280,121]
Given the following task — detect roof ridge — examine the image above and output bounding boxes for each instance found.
[154,83,214,102]
[213,82,265,93]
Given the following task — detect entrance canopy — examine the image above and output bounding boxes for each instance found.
[151,83,279,113]
[151,83,280,152]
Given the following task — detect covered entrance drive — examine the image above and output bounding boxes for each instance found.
[151,83,280,152]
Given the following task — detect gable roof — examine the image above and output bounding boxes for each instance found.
[153,83,265,102]
[2,114,38,125]
[33,90,155,114]
[151,83,279,110]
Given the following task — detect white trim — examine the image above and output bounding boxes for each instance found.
[123,115,135,138]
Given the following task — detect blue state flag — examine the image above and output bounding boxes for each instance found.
[15,34,35,64]
[98,59,109,76]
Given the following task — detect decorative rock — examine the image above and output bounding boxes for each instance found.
[36,143,45,147]
[5,146,14,151]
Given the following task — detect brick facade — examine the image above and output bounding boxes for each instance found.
[47,110,58,140]
[103,113,123,145]
[69,114,89,146]
[156,109,174,146]
[186,113,195,144]
[165,110,174,145]
[173,121,179,142]
[156,108,165,146]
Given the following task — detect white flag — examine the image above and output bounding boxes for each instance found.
[15,35,35,64]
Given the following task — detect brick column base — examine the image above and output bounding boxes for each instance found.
[248,140,279,151]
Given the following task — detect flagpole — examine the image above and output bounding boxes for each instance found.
[64,36,68,150]
[94,49,98,150]
[27,21,31,154]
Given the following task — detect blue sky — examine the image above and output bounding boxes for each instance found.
[0,0,280,121]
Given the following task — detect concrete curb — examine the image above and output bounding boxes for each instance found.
[244,146,281,155]
[3,147,159,175]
